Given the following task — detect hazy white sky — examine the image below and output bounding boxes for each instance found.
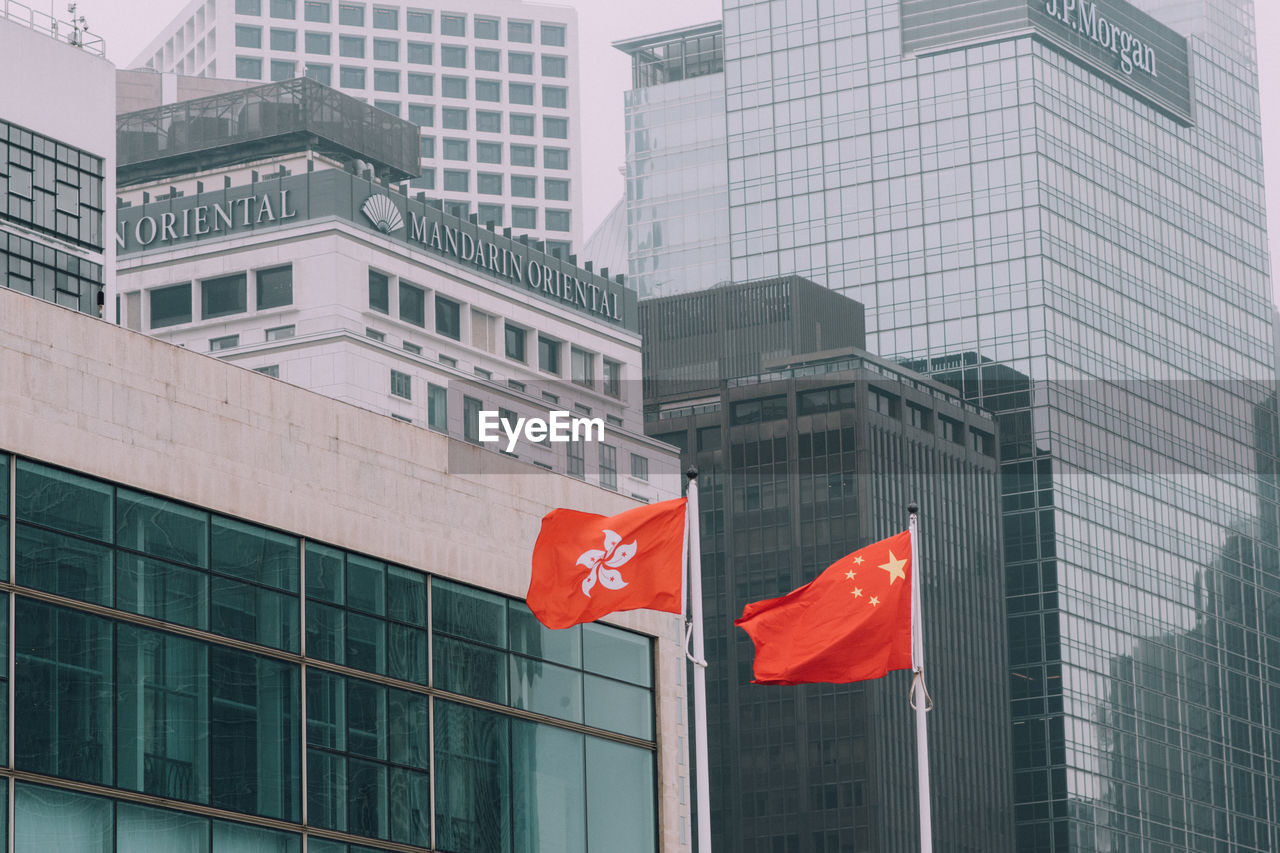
[73,0,1280,301]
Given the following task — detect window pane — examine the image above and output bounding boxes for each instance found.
[584,674,652,739]
[212,574,299,652]
[508,20,532,42]
[202,273,247,319]
[211,515,299,592]
[372,6,397,28]
[305,63,330,84]
[510,144,535,166]
[304,1,329,22]
[436,296,461,338]
[17,459,113,541]
[373,38,398,61]
[15,784,113,852]
[434,701,511,853]
[373,69,399,92]
[407,41,432,63]
[434,635,507,703]
[440,13,464,36]
[541,55,566,77]
[540,23,566,46]
[339,66,365,88]
[586,739,655,853]
[582,622,652,686]
[270,59,296,81]
[509,656,582,722]
[441,45,466,67]
[477,141,502,163]
[150,282,192,327]
[339,35,365,57]
[257,265,292,309]
[512,721,585,853]
[117,553,209,630]
[512,206,536,228]
[270,27,296,50]
[406,9,430,32]
[399,281,425,326]
[509,52,532,74]
[117,802,210,851]
[369,269,389,312]
[236,25,262,47]
[338,2,363,25]
[545,178,569,200]
[543,85,567,108]
[508,601,580,666]
[17,524,113,606]
[427,384,448,432]
[408,71,433,95]
[212,819,301,852]
[305,31,330,53]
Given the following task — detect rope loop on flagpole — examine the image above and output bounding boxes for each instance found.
[909,669,934,712]
[684,620,708,668]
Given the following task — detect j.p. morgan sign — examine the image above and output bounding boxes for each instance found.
[1044,0,1155,77]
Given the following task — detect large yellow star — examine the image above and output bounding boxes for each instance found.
[879,550,907,585]
[869,596,880,607]
[851,587,863,598]
[853,555,864,566]
[844,570,857,580]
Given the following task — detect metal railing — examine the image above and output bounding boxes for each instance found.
[1,0,105,56]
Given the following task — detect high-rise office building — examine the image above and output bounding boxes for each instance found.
[133,0,583,255]
[0,6,113,316]
[626,0,1276,850]
[641,278,1014,852]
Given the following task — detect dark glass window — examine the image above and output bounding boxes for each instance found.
[510,176,536,198]
[477,141,502,163]
[509,82,534,104]
[474,16,499,39]
[373,38,398,61]
[603,359,621,398]
[476,111,501,133]
[409,103,434,126]
[538,335,560,374]
[399,281,425,326]
[236,0,261,12]
[442,107,467,129]
[476,49,500,72]
[340,66,365,88]
[510,114,534,136]
[544,147,569,170]
[478,172,502,195]
[373,69,399,92]
[305,63,331,84]
[599,445,617,491]
[270,0,296,18]
[428,384,447,432]
[339,35,364,57]
[436,296,461,339]
[304,1,329,21]
[408,72,433,95]
[236,56,263,79]
[442,75,467,98]
[270,27,296,50]
[543,116,568,138]
[508,20,532,42]
[510,144,535,166]
[150,282,192,328]
[256,266,292,310]
[505,324,526,362]
[201,273,247,319]
[369,269,389,312]
[419,135,435,157]
[390,370,411,400]
[541,22,566,46]
[407,41,432,64]
[441,13,465,36]
[541,55,566,77]
[509,51,533,74]
[463,396,482,443]
[731,394,788,424]
[305,31,330,53]
[338,2,363,25]
[511,206,536,228]
[371,5,397,28]
[546,210,570,232]
[406,8,430,32]
[443,138,468,160]
[543,85,567,108]
[270,59,296,80]
[442,169,468,191]
[441,45,466,67]
[545,178,569,200]
[478,203,503,227]
[236,24,262,47]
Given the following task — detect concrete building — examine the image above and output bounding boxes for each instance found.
[0,2,114,316]
[641,279,1014,852]
[624,0,1278,850]
[114,78,671,496]
[0,281,687,852]
[131,0,583,256]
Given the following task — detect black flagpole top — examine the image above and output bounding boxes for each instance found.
[907,502,919,515]
[686,467,699,481]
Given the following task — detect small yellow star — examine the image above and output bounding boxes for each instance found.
[853,555,864,565]
[879,551,907,585]
[844,570,857,580]
[869,596,880,607]
[851,587,863,598]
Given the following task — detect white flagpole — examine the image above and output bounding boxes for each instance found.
[685,469,712,853]
[908,503,933,853]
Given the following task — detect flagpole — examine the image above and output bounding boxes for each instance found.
[908,503,933,853]
[686,468,712,853]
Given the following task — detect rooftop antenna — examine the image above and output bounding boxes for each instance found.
[66,3,90,47]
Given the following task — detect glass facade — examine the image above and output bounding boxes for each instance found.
[0,453,659,852]
[708,1,1276,851]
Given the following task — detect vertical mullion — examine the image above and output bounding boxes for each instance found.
[299,538,308,829]
[427,576,436,852]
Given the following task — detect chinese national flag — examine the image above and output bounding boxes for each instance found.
[736,530,914,685]
[527,497,687,629]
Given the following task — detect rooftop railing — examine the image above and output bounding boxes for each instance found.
[1,0,105,56]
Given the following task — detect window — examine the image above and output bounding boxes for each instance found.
[339,66,365,88]
[543,116,568,138]
[567,441,584,479]
[630,454,648,481]
[940,417,962,443]
[444,201,468,219]
[545,179,569,201]
[442,75,467,98]
[545,240,570,259]
[372,5,397,28]
[508,176,536,198]
[411,170,435,190]
[337,2,362,25]
[202,274,247,319]
[508,20,532,42]
[270,27,296,50]
[406,8,430,32]
[339,35,364,57]
[436,296,461,339]
[443,170,468,192]
[543,85,567,108]
[407,41,432,64]
[374,100,400,117]
[511,206,536,228]
[368,270,389,313]
[304,1,329,21]
[408,72,433,95]
[441,13,465,36]
[544,147,569,170]
[504,324,526,361]
[373,69,399,91]
[731,395,787,424]
[255,365,281,377]
[399,281,426,326]
[542,55,566,77]
[475,49,500,72]
[304,31,330,53]
[509,52,533,74]
[599,445,617,491]
[256,266,292,309]
[236,25,262,47]
[265,325,294,341]
[305,63,331,84]
[409,104,434,126]
[236,0,261,13]
[570,347,594,388]
[403,341,421,354]
[150,283,191,328]
[236,57,263,79]
[477,142,502,163]
[603,359,621,398]
[907,402,933,431]
[210,334,239,352]
[476,173,502,195]
[510,114,534,136]
[509,82,534,104]
[366,327,385,341]
[541,22,566,46]
[474,15,498,39]
[443,138,468,160]
[373,38,398,60]
[270,0,296,18]
[441,45,466,67]
[475,367,492,381]
[428,384,447,431]
[546,210,570,232]
[270,59,296,80]
[442,108,467,129]
[476,79,501,101]
[438,354,456,367]
[476,111,501,133]
[391,370,411,399]
[419,135,436,157]
[538,336,560,374]
[868,387,899,417]
[462,396,482,443]
[477,203,503,227]
[510,144,535,166]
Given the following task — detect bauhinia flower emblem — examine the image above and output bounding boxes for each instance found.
[577,529,637,597]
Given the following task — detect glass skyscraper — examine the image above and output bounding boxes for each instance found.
[626,0,1276,849]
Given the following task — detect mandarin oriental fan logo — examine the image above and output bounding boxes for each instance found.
[577,529,637,597]
[361,194,404,233]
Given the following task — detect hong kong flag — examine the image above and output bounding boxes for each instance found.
[527,497,688,629]
[736,530,914,685]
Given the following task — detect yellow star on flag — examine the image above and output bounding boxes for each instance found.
[851,587,863,598]
[869,596,880,607]
[844,570,857,580]
[879,550,907,585]
[853,556,864,565]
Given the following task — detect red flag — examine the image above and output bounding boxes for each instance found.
[735,530,914,685]
[527,497,687,629]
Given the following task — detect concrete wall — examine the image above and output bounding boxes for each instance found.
[0,285,692,850]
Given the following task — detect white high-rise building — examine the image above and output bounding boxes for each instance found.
[131,0,582,256]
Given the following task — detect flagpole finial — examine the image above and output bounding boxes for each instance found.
[908,502,919,515]
[686,467,699,481]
